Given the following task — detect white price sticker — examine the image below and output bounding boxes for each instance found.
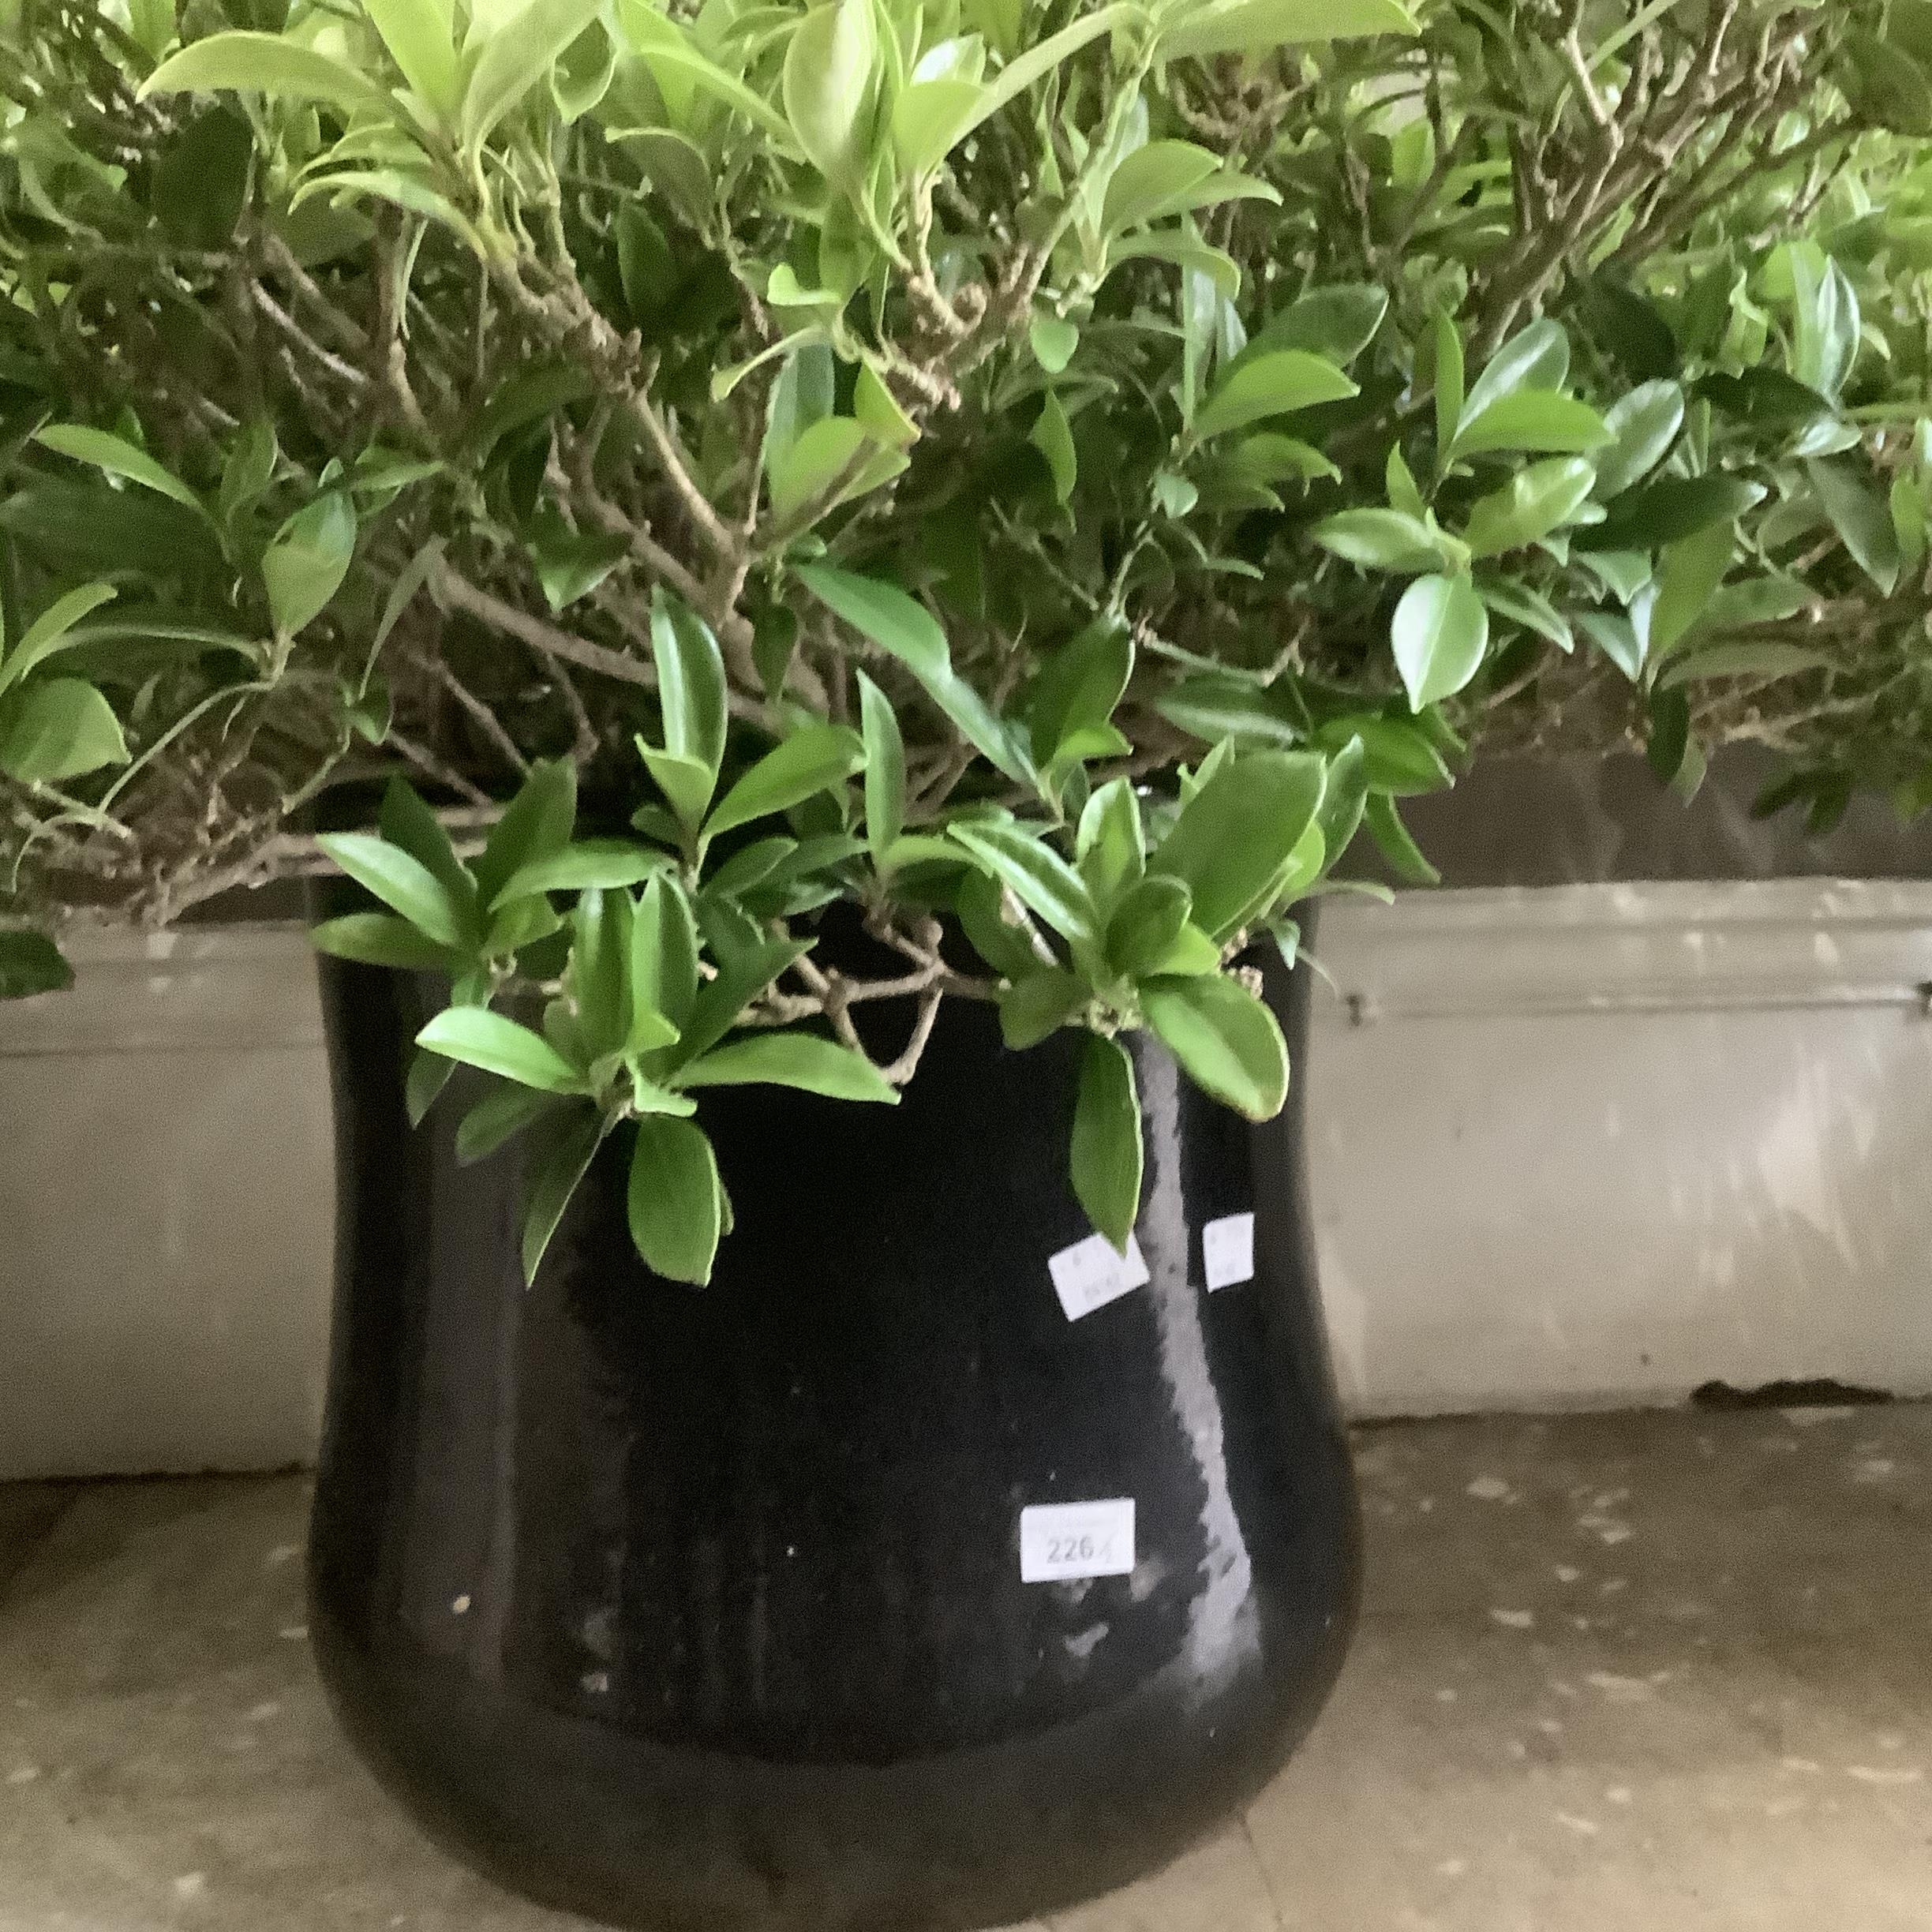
[1203,1211,1256,1291]
[1020,1499,1136,1583]
[1047,1232,1150,1321]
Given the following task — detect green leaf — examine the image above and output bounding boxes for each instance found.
[1593,380,1685,500]
[140,31,390,115]
[0,679,129,783]
[264,492,357,637]
[1141,973,1289,1121]
[1193,351,1357,440]
[526,508,627,612]
[1363,792,1440,885]
[1030,315,1080,373]
[769,417,904,525]
[1310,507,1444,573]
[455,1084,563,1164]
[477,758,577,909]
[853,366,918,448]
[1152,751,1326,941]
[366,0,461,114]
[857,671,905,870]
[0,584,118,695]
[36,425,206,519]
[952,822,1099,945]
[1452,391,1609,459]
[1316,735,1370,859]
[406,1047,456,1128]
[1103,140,1221,232]
[675,937,813,1066]
[1478,579,1574,653]
[571,887,634,1059]
[317,833,467,946]
[1657,642,1834,690]
[627,1115,723,1286]
[1391,574,1489,710]
[1162,0,1417,58]
[619,7,804,153]
[1245,285,1388,366]
[416,1007,588,1092]
[461,0,601,152]
[1030,391,1077,504]
[781,0,879,189]
[650,590,728,794]
[1645,520,1735,663]
[1000,967,1088,1048]
[0,929,73,1000]
[309,912,453,969]
[1028,620,1133,766]
[704,724,866,839]
[1581,475,1766,552]
[1077,778,1146,907]
[522,1109,608,1283]
[795,564,1034,785]
[379,777,477,930]
[1461,319,1571,425]
[631,873,702,1035]
[1106,875,1192,977]
[1808,459,1902,594]
[1462,459,1597,559]
[1071,1034,1143,1252]
[494,841,666,902]
[1432,312,1464,472]
[153,107,253,249]
[680,1031,898,1103]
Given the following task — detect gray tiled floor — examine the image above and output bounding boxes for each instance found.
[2,1406,1929,1930]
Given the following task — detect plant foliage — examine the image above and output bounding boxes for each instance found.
[4,0,1932,1274]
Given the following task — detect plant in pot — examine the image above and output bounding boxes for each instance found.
[3,0,1931,1923]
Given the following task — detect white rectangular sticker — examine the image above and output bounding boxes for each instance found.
[1048,1232,1150,1321]
[1020,1500,1136,1583]
[1203,1212,1256,1292]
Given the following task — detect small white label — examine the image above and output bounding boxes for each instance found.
[1020,1500,1136,1583]
[1047,1232,1151,1321]
[1203,1212,1256,1291]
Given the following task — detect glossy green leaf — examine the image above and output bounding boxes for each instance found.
[141,32,390,114]
[1071,1034,1142,1252]
[0,584,118,695]
[1645,520,1735,662]
[477,759,577,909]
[1102,140,1220,232]
[952,821,1099,944]
[36,425,206,519]
[455,1084,562,1165]
[1162,0,1417,58]
[1391,574,1488,710]
[769,417,904,525]
[782,0,879,188]
[1141,973,1289,1121]
[1028,620,1133,766]
[1030,315,1080,373]
[263,493,357,636]
[522,1109,608,1282]
[674,936,812,1066]
[1245,285,1388,366]
[495,841,666,901]
[957,869,1048,981]
[0,678,126,783]
[1581,475,1766,551]
[1452,391,1609,459]
[417,1007,588,1091]
[680,1031,898,1102]
[1000,967,1088,1048]
[461,0,601,151]
[650,590,728,792]
[1363,792,1440,884]
[1031,391,1077,504]
[796,564,1034,784]
[1808,458,1902,594]
[631,873,701,1036]
[1432,312,1464,473]
[316,832,467,947]
[1194,351,1357,440]
[627,1115,723,1286]
[1151,751,1326,941]
[1310,507,1443,572]
[1105,875,1192,976]
[309,912,453,969]
[1462,458,1597,559]
[1593,380,1685,500]
[857,671,905,870]
[1461,319,1571,425]
[705,724,867,839]
[366,0,460,113]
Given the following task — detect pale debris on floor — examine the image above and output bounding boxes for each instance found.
[1,1406,1928,1932]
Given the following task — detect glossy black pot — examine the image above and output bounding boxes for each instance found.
[309,949,1359,1932]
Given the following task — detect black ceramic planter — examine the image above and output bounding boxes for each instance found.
[310,950,1359,1932]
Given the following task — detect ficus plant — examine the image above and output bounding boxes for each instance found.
[4,0,1932,1281]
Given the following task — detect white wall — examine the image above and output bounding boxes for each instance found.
[4,881,1932,1476]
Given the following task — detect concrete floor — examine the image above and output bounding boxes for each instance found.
[1,1406,1928,1932]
